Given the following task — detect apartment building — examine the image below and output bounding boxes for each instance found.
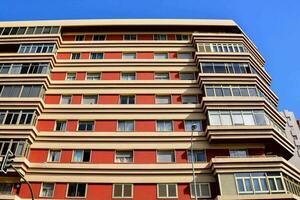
[281,110,300,169]
[0,19,299,200]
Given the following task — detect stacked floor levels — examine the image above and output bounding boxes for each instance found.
[0,19,299,200]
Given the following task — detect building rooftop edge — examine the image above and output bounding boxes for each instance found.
[0,18,237,27]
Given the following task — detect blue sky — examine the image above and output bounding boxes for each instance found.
[1,0,299,117]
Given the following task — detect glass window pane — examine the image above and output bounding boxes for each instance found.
[113,184,122,197]
[168,184,177,197]
[220,113,232,125]
[245,179,253,192]
[123,184,132,197]
[237,179,244,192]
[209,114,221,125]
[157,151,174,162]
[158,184,167,197]
[243,113,255,125]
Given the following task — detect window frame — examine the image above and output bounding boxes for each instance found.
[154,53,168,59]
[181,95,198,104]
[123,34,137,41]
[121,72,136,80]
[119,95,135,104]
[75,35,85,41]
[187,150,206,163]
[122,53,136,59]
[86,72,100,80]
[77,121,94,131]
[157,183,178,198]
[155,95,171,104]
[39,183,55,198]
[82,95,98,104]
[71,53,80,60]
[156,120,173,132]
[54,120,67,131]
[189,182,211,198]
[47,149,61,162]
[117,120,135,132]
[114,150,134,163]
[72,149,91,163]
[112,183,133,198]
[156,150,175,163]
[66,183,87,198]
[90,52,104,59]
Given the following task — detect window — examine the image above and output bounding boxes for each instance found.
[0,183,13,195]
[18,44,56,53]
[235,172,284,194]
[55,121,66,131]
[118,120,134,132]
[157,184,177,198]
[20,85,42,97]
[78,121,94,131]
[208,110,269,126]
[115,151,133,163]
[75,35,84,41]
[67,183,86,197]
[184,120,202,131]
[113,184,133,198]
[0,63,49,74]
[155,95,171,104]
[198,43,247,53]
[157,150,175,163]
[121,72,135,80]
[122,53,136,59]
[90,53,103,59]
[93,35,106,41]
[71,53,80,60]
[1,85,21,97]
[230,149,248,157]
[0,139,29,156]
[179,72,195,80]
[154,53,168,59]
[176,34,189,40]
[156,120,172,131]
[82,95,97,104]
[60,95,71,104]
[72,150,91,162]
[66,73,76,80]
[86,73,100,80]
[47,150,61,162]
[182,95,198,104]
[200,62,252,74]
[190,183,211,198]
[124,34,137,40]
[40,183,54,197]
[120,95,135,104]
[177,53,192,59]
[0,110,36,125]
[187,150,206,162]
[155,73,169,80]
[154,34,167,40]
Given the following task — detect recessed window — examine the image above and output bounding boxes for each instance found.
[121,72,135,80]
[113,184,133,198]
[93,35,106,41]
[176,34,189,40]
[156,120,173,132]
[21,85,42,97]
[154,34,167,40]
[47,150,61,162]
[66,73,76,80]
[72,150,91,162]
[155,73,169,80]
[182,95,198,104]
[67,183,86,197]
[82,95,97,104]
[0,183,13,195]
[60,95,71,104]
[75,35,84,41]
[71,53,80,60]
[124,34,137,40]
[0,86,21,97]
[115,151,133,163]
[157,150,175,163]
[118,120,134,132]
[154,53,168,59]
[90,53,103,59]
[157,184,177,198]
[229,149,248,157]
[179,72,195,80]
[190,183,211,198]
[155,95,171,104]
[78,121,94,131]
[86,73,100,80]
[184,120,202,131]
[177,52,192,59]
[120,95,135,104]
[122,53,136,59]
[55,121,66,131]
[40,183,55,197]
[187,150,206,162]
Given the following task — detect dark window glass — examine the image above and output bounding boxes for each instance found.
[214,64,226,73]
[201,63,214,73]
[215,88,223,96]
[223,88,231,96]
[206,88,214,96]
